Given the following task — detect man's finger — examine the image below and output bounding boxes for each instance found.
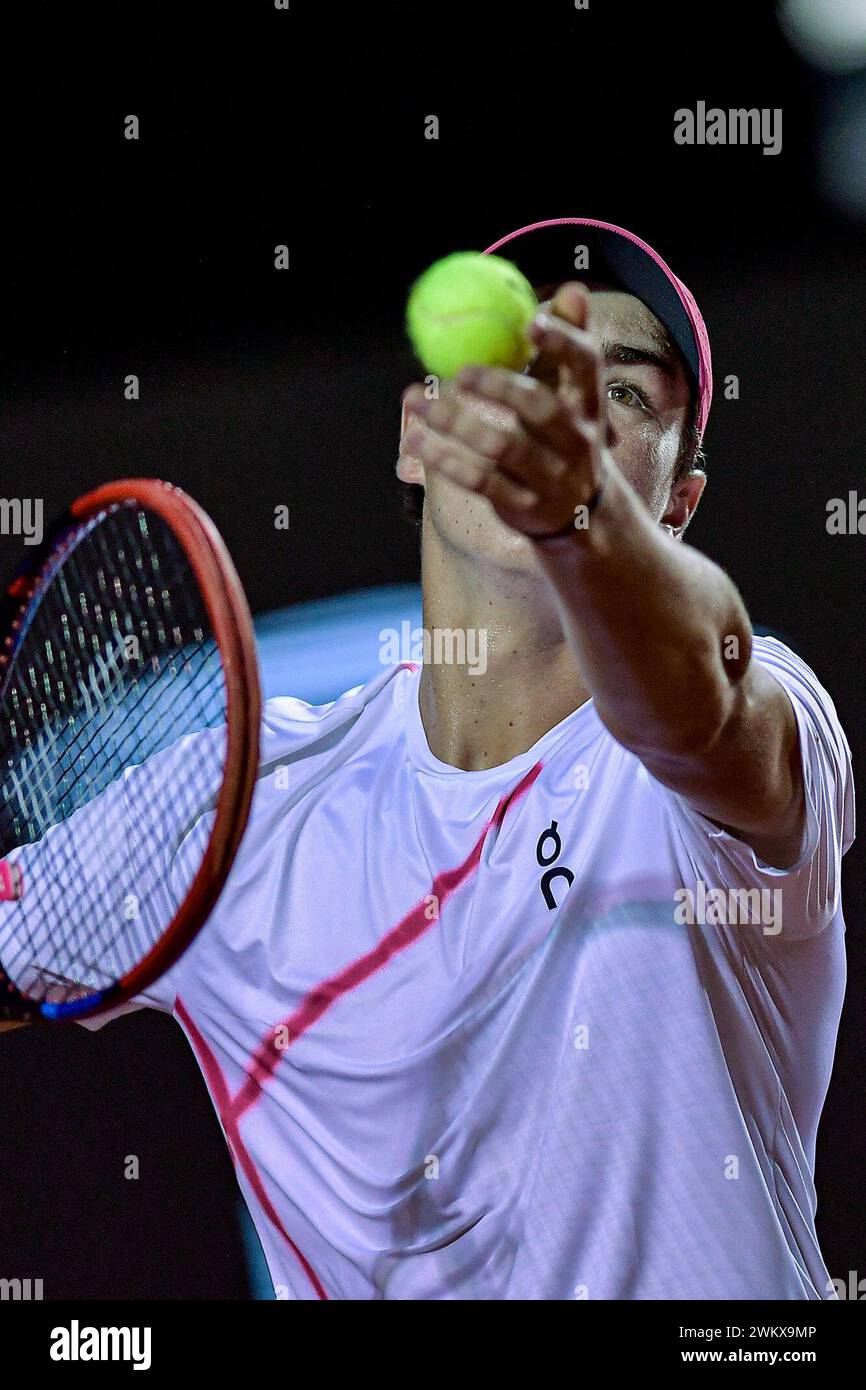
[528,311,603,421]
[548,281,591,329]
[404,421,538,513]
[403,384,568,491]
[403,421,492,488]
[453,366,599,466]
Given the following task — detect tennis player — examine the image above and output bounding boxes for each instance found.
[6,218,855,1301]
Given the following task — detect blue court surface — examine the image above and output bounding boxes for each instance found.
[255,584,423,706]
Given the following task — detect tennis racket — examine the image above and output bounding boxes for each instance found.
[0,478,261,1022]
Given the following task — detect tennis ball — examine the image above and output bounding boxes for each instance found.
[406,251,537,379]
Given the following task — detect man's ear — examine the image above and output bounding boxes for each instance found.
[396,399,425,485]
[661,468,706,538]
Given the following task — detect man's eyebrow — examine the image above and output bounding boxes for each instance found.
[602,339,678,379]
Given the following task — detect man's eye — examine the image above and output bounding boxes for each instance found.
[606,382,649,411]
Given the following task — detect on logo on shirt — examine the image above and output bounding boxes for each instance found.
[536,820,574,911]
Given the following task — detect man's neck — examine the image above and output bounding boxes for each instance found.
[417,522,591,772]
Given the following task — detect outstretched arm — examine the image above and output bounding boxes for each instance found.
[402,284,805,869]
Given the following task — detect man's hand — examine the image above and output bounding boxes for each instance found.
[402,283,607,538]
[402,280,808,873]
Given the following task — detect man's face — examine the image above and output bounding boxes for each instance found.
[397,284,697,572]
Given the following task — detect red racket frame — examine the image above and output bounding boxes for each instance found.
[0,479,261,1022]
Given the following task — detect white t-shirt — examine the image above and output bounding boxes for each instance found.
[7,636,856,1299]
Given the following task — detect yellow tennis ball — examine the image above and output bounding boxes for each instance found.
[406,251,537,379]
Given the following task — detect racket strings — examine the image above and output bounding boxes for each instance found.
[3,515,213,835]
[0,539,223,989]
[0,504,230,1004]
[4,644,224,991]
[14,516,206,817]
[48,517,226,985]
[18,597,217,840]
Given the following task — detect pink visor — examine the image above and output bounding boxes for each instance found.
[484,217,713,438]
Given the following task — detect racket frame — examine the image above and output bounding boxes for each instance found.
[0,478,261,1022]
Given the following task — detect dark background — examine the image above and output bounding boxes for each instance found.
[0,0,863,1296]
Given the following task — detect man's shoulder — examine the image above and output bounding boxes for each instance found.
[751,632,819,681]
[260,663,416,759]
[750,633,850,760]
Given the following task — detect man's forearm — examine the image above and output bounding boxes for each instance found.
[535,461,752,762]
